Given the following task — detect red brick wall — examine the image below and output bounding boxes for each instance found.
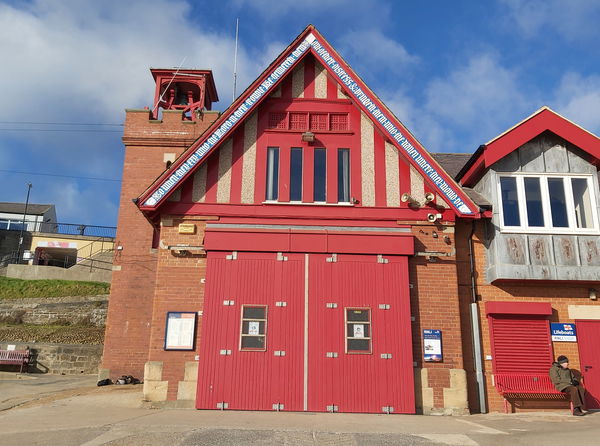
[456,219,594,413]
[407,221,463,409]
[101,110,218,380]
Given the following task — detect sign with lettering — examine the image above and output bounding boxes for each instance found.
[551,323,577,342]
[423,329,443,362]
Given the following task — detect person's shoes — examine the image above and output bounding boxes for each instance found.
[573,408,585,416]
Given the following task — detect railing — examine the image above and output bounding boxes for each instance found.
[0,219,116,238]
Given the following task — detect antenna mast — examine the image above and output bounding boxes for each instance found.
[233,18,239,102]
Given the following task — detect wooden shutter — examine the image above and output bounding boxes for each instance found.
[489,315,552,374]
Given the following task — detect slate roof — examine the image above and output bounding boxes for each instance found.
[430,153,473,179]
[0,202,54,215]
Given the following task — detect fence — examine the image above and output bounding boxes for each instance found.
[0,219,116,238]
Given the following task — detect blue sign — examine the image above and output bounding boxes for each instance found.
[551,323,577,342]
[423,329,443,362]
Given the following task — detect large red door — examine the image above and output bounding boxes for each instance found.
[308,254,414,413]
[576,320,600,409]
[196,252,304,411]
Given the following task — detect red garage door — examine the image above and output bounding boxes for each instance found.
[196,251,414,413]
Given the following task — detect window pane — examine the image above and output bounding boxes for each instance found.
[338,149,350,202]
[266,147,279,200]
[242,320,265,335]
[347,323,370,338]
[290,147,303,201]
[524,177,544,227]
[314,148,326,202]
[348,339,370,351]
[346,308,369,322]
[500,177,520,226]
[548,178,569,227]
[241,336,265,349]
[243,307,266,319]
[572,178,593,228]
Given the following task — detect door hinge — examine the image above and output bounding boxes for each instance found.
[275,301,287,307]
[377,255,389,264]
[272,403,284,411]
[276,252,288,261]
[216,402,228,410]
[226,251,238,260]
[326,302,338,308]
[382,406,394,414]
[219,349,232,356]
[223,300,235,306]
[326,253,338,263]
[380,353,392,359]
[274,350,286,356]
[326,405,339,412]
[326,352,338,358]
[378,304,391,310]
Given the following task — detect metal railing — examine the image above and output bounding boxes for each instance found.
[0,219,116,238]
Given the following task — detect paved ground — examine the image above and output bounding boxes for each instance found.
[1,372,599,445]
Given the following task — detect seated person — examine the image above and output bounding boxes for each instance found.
[549,355,586,416]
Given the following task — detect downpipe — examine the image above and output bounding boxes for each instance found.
[469,220,487,413]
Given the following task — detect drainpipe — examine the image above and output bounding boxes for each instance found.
[468,219,487,413]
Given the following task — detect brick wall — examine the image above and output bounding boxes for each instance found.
[100,109,218,380]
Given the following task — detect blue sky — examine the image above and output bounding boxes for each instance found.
[1,0,599,226]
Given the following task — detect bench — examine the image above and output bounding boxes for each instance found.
[0,349,30,373]
[494,373,573,413]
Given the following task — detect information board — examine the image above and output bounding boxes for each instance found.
[423,329,443,362]
[164,312,197,350]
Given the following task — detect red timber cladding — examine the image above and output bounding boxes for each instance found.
[164,54,452,215]
[101,109,218,380]
[455,219,595,413]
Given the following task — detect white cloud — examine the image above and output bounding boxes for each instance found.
[338,30,418,76]
[501,0,600,40]
[552,72,600,133]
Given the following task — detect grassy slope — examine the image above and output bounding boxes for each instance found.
[0,276,109,299]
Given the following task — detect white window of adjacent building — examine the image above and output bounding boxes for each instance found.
[498,174,599,233]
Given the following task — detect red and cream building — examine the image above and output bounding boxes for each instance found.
[101,25,600,414]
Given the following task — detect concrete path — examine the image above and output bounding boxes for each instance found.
[0,377,599,445]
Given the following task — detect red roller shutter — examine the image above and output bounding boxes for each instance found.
[489,315,552,374]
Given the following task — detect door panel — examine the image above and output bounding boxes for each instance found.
[576,320,600,409]
[308,254,414,413]
[196,252,304,411]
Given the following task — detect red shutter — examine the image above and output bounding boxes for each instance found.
[489,315,552,374]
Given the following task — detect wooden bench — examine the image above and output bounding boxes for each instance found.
[494,373,573,413]
[0,349,30,373]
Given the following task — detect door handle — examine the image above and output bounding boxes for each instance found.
[584,365,593,371]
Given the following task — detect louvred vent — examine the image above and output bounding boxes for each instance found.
[330,113,348,131]
[309,114,327,131]
[489,316,552,374]
[268,112,287,129]
[290,113,308,130]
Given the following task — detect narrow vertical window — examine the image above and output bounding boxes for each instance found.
[548,178,569,227]
[240,306,267,351]
[500,177,520,226]
[337,148,350,202]
[524,177,544,227]
[572,178,593,228]
[290,147,303,201]
[266,147,279,201]
[346,308,371,354]
[313,148,326,202]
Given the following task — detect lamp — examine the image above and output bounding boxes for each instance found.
[590,288,597,301]
[301,131,315,142]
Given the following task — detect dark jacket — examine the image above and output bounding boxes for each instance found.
[549,362,574,391]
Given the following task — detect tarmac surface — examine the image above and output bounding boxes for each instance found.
[1,372,599,445]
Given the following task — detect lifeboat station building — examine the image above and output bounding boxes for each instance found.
[100,26,600,415]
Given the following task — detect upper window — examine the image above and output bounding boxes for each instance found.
[345,308,372,354]
[498,174,598,233]
[267,112,349,132]
[240,305,267,351]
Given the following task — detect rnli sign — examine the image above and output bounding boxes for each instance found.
[551,323,577,342]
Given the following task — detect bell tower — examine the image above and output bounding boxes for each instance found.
[150,68,219,121]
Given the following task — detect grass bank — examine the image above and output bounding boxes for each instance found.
[0,277,109,299]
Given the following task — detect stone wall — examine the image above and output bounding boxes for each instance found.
[0,295,108,327]
[2,264,111,283]
[0,341,103,375]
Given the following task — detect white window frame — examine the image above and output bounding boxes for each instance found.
[497,173,600,234]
